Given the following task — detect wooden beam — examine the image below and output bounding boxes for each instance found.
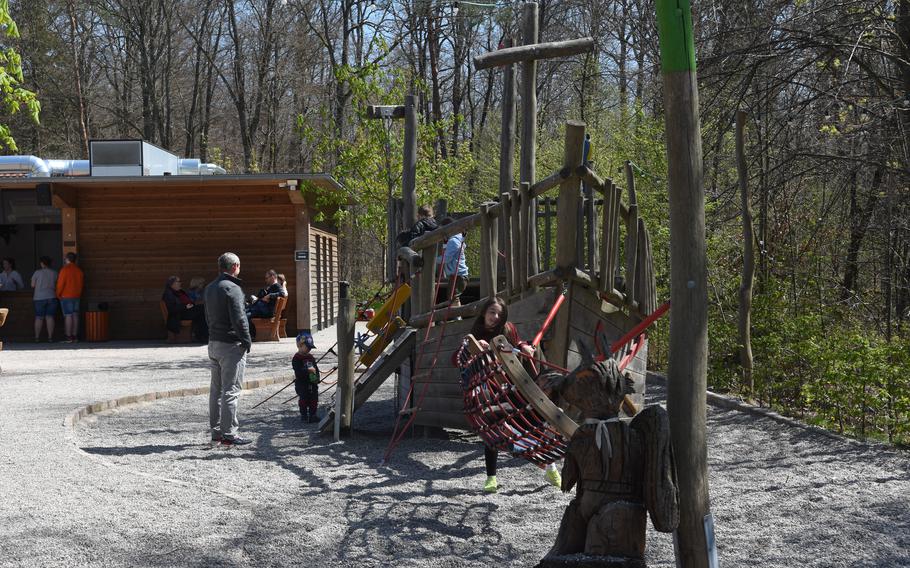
[512,187,526,289]
[624,161,639,307]
[335,282,356,438]
[527,269,560,289]
[419,246,437,317]
[520,2,539,278]
[600,182,620,294]
[519,182,532,291]
[501,193,514,294]
[402,95,418,228]
[555,121,586,270]
[473,37,595,70]
[409,211,483,250]
[479,202,498,298]
[578,164,630,219]
[409,297,487,328]
[530,167,572,198]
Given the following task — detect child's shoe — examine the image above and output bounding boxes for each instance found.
[483,475,498,493]
[544,465,562,488]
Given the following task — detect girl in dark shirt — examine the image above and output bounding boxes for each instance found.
[459,296,562,493]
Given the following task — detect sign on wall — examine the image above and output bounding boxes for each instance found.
[295,250,309,262]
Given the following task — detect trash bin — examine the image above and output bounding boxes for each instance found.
[85,310,109,342]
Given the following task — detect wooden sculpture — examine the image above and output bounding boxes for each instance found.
[538,359,679,568]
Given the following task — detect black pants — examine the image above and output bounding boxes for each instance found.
[485,444,498,476]
[295,379,318,415]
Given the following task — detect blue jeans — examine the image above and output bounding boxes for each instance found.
[60,298,80,316]
[33,298,59,318]
[208,341,247,438]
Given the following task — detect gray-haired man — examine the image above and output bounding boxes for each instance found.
[204,252,253,445]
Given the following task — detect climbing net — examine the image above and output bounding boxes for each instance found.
[457,344,567,468]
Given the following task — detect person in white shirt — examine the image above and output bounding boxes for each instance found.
[0,258,24,291]
[30,256,58,342]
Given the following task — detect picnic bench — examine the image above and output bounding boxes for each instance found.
[252,295,287,342]
[159,300,193,343]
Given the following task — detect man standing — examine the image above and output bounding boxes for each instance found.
[56,252,84,343]
[204,252,253,446]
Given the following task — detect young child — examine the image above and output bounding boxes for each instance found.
[292,332,320,423]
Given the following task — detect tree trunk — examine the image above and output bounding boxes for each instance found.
[736,110,755,397]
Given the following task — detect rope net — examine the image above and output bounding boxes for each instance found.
[457,345,567,467]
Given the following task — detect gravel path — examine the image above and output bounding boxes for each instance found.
[1,329,908,567]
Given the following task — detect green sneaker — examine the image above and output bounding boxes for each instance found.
[544,466,562,488]
[483,475,498,493]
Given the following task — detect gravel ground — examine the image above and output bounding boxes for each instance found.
[1,327,908,567]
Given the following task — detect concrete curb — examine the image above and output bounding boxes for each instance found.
[63,376,290,428]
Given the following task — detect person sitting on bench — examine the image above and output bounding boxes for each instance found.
[162,275,207,342]
[247,269,287,318]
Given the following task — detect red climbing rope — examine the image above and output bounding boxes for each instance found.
[383,237,465,463]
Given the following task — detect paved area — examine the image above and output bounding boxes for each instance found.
[0,328,908,567]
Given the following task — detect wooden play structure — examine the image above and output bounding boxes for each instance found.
[320,7,661,442]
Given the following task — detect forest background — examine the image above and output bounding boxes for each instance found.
[1,0,908,445]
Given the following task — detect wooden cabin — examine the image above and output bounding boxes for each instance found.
[0,174,343,341]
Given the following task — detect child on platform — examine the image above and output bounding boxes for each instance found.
[293,332,321,423]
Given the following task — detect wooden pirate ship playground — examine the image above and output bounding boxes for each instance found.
[318,13,667,462]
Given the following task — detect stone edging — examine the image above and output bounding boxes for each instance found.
[63,377,289,428]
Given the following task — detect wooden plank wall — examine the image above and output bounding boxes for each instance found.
[75,183,301,340]
[309,227,339,331]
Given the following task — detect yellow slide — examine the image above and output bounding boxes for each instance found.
[366,284,410,333]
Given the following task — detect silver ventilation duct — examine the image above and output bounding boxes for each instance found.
[0,144,225,177]
[46,159,90,176]
[0,156,51,177]
[178,158,227,175]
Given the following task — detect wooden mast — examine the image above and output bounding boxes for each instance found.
[656,0,713,566]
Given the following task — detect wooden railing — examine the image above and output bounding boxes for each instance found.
[404,120,657,327]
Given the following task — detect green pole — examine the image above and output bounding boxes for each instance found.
[655,1,715,567]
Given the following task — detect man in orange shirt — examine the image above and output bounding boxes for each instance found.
[56,252,85,343]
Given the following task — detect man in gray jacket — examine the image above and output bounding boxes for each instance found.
[204,252,253,446]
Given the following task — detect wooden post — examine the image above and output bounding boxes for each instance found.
[501,193,515,294]
[657,1,713,566]
[511,187,523,289]
[335,281,356,439]
[386,197,398,283]
[420,246,437,315]
[499,42,517,204]
[519,182,532,287]
[402,94,418,228]
[584,159,598,273]
[600,181,619,294]
[544,197,552,271]
[736,110,755,396]
[520,1,540,278]
[480,202,498,298]
[624,161,639,306]
[550,121,586,368]
[435,198,447,220]
[555,121,586,270]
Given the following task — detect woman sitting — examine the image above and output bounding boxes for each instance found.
[162,276,208,343]
[187,277,207,304]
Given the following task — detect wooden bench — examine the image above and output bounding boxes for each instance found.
[252,295,287,342]
[159,300,193,343]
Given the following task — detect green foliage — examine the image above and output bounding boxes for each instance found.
[706,277,910,445]
[0,0,39,151]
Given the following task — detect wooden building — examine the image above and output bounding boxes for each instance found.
[0,174,343,341]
